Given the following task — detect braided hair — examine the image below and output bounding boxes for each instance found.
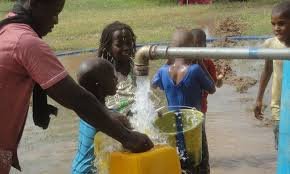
[98,21,136,65]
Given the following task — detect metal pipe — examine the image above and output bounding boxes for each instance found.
[206,35,271,43]
[55,35,271,57]
[134,45,155,76]
[134,45,290,76]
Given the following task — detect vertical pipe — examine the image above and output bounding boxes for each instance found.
[277,60,290,174]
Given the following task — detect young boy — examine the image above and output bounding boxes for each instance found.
[72,58,132,174]
[152,29,216,173]
[254,1,290,150]
[192,29,225,112]
[191,28,225,174]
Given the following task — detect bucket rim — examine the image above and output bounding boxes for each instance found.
[154,106,204,136]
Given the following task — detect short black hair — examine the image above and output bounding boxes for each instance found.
[97,21,136,64]
[272,1,290,19]
[192,28,206,40]
[77,58,114,91]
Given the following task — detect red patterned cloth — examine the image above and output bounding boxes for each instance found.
[201,59,217,113]
[0,149,12,174]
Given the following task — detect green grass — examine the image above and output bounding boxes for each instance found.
[0,0,281,51]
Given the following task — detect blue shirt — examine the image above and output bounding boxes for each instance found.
[152,64,214,110]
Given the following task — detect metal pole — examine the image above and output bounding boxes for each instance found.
[134,45,290,76]
[150,46,290,60]
[277,60,290,174]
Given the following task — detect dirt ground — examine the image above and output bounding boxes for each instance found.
[206,84,276,174]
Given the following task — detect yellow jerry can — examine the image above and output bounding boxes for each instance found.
[109,145,181,174]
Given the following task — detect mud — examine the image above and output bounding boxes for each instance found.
[207,84,276,174]
[198,16,259,93]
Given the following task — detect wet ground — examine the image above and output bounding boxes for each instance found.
[207,85,276,174]
[10,53,276,174]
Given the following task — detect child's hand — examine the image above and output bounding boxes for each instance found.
[217,74,224,80]
[254,101,264,120]
[216,78,223,88]
[216,67,228,87]
[218,67,228,79]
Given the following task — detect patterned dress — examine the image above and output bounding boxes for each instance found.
[105,60,136,115]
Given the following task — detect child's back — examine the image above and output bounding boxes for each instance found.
[153,63,215,110]
[152,29,215,110]
[152,29,215,173]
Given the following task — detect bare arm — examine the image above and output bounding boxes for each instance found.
[254,60,273,120]
[216,68,227,88]
[46,75,153,152]
[215,76,223,88]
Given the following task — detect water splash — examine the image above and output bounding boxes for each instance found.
[131,76,167,144]
[94,76,167,174]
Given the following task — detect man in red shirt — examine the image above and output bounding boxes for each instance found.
[192,28,225,174]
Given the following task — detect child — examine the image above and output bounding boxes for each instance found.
[254,1,290,150]
[192,29,225,112]
[98,21,137,115]
[152,29,216,173]
[191,28,225,174]
[72,21,143,173]
[72,58,134,173]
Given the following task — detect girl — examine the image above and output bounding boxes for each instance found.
[72,21,141,174]
[98,21,137,115]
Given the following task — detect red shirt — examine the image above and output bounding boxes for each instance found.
[0,23,67,170]
[201,59,217,113]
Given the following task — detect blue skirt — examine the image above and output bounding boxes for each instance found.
[71,119,98,174]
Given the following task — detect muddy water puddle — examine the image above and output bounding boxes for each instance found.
[207,84,276,174]
[11,53,276,174]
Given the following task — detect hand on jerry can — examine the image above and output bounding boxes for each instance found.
[122,131,154,153]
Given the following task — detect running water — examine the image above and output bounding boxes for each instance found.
[94,76,167,174]
[131,76,167,144]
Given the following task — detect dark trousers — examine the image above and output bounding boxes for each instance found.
[199,122,210,174]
